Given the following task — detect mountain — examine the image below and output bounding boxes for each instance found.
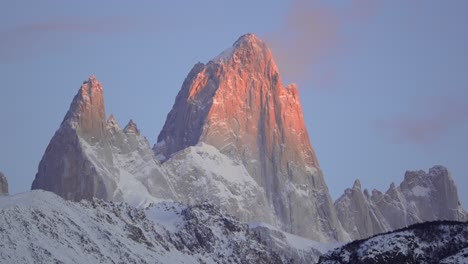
[31,76,175,206]
[0,190,338,263]
[30,33,467,244]
[155,33,347,242]
[0,171,8,195]
[335,166,467,240]
[318,221,468,264]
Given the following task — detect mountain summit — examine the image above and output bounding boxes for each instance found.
[155,33,346,241]
[62,75,107,143]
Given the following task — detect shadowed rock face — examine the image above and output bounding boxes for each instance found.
[155,33,347,242]
[31,76,175,203]
[31,76,111,201]
[335,180,388,240]
[335,166,467,240]
[0,172,8,195]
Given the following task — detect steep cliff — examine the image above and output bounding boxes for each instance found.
[155,33,347,241]
[31,76,174,205]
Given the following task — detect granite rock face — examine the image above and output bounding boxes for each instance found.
[335,166,467,240]
[31,76,175,205]
[0,171,8,195]
[30,34,467,244]
[334,180,388,240]
[155,33,347,242]
[31,76,111,201]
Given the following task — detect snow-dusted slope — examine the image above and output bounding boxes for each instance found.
[161,143,274,224]
[0,190,334,264]
[335,166,467,240]
[250,222,344,264]
[318,221,468,264]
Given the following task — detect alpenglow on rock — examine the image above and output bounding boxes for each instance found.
[335,166,467,240]
[155,33,348,242]
[31,75,175,205]
[0,171,8,195]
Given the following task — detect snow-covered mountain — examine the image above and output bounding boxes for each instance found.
[335,166,467,240]
[318,220,468,264]
[31,34,347,242]
[155,33,347,242]
[0,190,336,263]
[30,33,467,246]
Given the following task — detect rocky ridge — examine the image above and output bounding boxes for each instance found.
[318,221,468,264]
[335,166,467,240]
[30,33,467,245]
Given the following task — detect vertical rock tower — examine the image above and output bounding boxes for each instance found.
[32,76,113,201]
[155,34,347,241]
[32,76,175,204]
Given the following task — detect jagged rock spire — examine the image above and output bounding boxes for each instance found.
[353,179,362,190]
[32,75,112,201]
[335,166,467,240]
[62,74,106,143]
[123,119,140,136]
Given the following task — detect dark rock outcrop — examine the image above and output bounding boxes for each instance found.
[0,171,8,195]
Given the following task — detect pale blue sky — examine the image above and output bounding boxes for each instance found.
[1,1,467,206]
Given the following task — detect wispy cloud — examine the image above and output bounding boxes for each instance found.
[0,17,134,62]
[265,0,381,87]
[374,97,468,144]
[13,17,133,34]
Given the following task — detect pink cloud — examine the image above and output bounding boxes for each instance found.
[265,0,382,86]
[374,98,468,144]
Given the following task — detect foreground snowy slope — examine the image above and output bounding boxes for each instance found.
[0,191,335,263]
[318,221,468,264]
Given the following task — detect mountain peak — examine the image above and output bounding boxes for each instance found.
[83,74,101,89]
[62,76,106,142]
[233,33,263,46]
[212,33,273,66]
[106,113,120,132]
[124,119,140,135]
[352,179,362,190]
[107,113,116,123]
[155,33,340,241]
[88,74,97,80]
